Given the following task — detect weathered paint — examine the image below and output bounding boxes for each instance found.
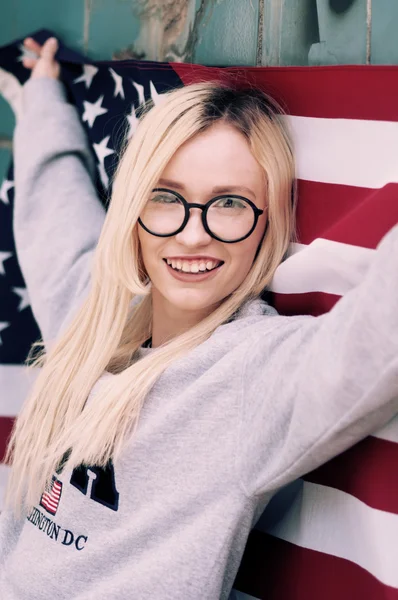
[128,0,196,62]
[85,0,141,60]
[262,0,368,66]
[106,0,260,66]
[262,0,319,66]
[371,0,398,64]
[309,0,368,65]
[193,0,260,66]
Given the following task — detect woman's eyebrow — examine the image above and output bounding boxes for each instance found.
[157,178,185,190]
[157,178,256,198]
[211,185,256,197]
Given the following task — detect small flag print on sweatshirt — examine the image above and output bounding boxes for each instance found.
[39,477,63,515]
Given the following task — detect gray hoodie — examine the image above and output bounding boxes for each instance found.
[0,77,397,600]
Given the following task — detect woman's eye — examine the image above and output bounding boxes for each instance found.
[150,194,179,204]
[214,197,247,209]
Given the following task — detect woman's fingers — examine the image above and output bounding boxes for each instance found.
[41,37,59,60]
[23,37,42,55]
[21,57,37,70]
[22,36,61,80]
[23,37,59,63]
[22,38,40,71]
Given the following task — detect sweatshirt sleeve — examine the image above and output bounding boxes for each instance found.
[13,77,106,346]
[239,224,398,498]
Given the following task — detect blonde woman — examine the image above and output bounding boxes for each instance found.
[0,37,397,599]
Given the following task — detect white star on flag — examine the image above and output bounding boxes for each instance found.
[132,81,145,106]
[0,179,14,205]
[0,251,12,275]
[74,64,99,89]
[149,81,162,105]
[12,287,30,311]
[82,95,108,128]
[93,135,114,164]
[0,322,10,345]
[126,104,139,140]
[93,136,114,188]
[109,68,125,99]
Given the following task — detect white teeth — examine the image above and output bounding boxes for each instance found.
[165,259,221,273]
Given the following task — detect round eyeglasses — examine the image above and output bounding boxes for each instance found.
[138,188,265,243]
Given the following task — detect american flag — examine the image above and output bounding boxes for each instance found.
[39,476,63,516]
[0,28,398,600]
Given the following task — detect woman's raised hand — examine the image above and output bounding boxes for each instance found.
[22,37,61,80]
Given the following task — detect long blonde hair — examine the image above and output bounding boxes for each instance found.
[6,81,296,514]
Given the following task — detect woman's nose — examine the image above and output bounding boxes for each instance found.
[174,208,212,247]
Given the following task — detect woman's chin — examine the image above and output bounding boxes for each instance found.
[163,289,222,316]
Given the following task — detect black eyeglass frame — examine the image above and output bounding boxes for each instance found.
[138,188,265,244]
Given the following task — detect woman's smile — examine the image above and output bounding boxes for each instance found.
[164,256,224,282]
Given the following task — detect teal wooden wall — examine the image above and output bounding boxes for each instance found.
[1,0,397,182]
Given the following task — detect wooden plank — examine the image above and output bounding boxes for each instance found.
[262,0,319,66]
[309,0,367,65]
[86,0,141,60]
[193,0,260,66]
[371,0,398,64]
[126,0,198,62]
[88,0,199,63]
[262,0,367,66]
[96,0,259,66]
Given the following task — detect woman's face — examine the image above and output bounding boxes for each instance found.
[137,122,268,319]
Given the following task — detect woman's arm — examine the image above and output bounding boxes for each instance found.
[13,39,106,346]
[238,224,398,497]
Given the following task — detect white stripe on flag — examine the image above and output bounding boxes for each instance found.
[285,115,398,188]
[264,481,398,588]
[270,238,375,295]
[0,364,39,416]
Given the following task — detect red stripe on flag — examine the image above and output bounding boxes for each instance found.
[296,181,398,246]
[272,291,340,316]
[234,531,398,600]
[303,436,398,514]
[0,416,15,462]
[172,63,398,121]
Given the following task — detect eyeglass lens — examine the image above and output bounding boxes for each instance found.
[140,190,257,242]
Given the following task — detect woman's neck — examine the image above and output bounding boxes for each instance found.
[150,290,218,348]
